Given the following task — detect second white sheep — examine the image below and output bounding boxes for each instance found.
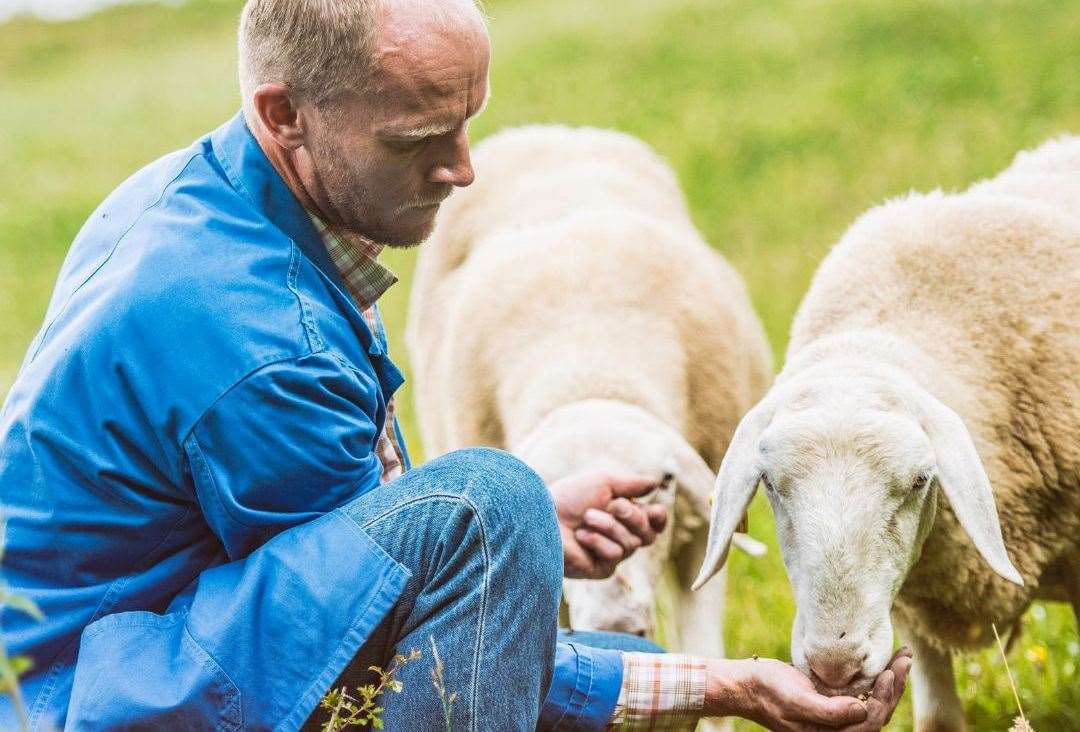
[407,124,773,658]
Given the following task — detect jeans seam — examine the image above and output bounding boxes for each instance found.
[358,493,490,732]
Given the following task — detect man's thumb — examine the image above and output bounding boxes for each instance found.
[608,473,663,498]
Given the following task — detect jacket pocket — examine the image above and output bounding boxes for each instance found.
[67,610,242,731]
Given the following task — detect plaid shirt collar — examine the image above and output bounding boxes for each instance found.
[309,214,398,311]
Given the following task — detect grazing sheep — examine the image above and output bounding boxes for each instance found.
[407,125,773,664]
[694,136,1080,731]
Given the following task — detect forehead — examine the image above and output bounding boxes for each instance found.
[761,405,932,477]
[368,7,490,116]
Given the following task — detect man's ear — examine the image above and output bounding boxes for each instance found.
[251,83,306,151]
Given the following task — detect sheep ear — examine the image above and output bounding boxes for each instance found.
[692,400,773,590]
[668,436,719,525]
[670,437,767,557]
[915,389,1024,586]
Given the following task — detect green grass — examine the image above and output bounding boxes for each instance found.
[2,0,1078,728]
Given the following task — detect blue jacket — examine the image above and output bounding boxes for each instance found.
[0,114,621,730]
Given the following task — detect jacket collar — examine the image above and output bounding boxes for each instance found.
[209,112,352,298]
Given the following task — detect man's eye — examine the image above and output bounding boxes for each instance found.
[386,138,425,152]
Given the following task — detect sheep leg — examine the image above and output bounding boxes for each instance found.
[1068,573,1080,631]
[905,632,965,732]
[675,534,732,732]
[1064,552,1080,629]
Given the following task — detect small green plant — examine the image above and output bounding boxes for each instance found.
[0,522,42,732]
[319,648,422,731]
[429,637,457,732]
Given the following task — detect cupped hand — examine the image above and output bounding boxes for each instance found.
[549,470,668,579]
[705,648,912,731]
[728,657,867,731]
[836,648,913,731]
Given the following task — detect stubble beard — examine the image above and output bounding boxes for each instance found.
[318,151,433,249]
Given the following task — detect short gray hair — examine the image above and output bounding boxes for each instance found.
[238,0,485,124]
[238,0,383,121]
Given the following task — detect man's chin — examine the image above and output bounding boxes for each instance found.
[380,238,424,250]
[382,219,439,249]
[378,224,432,249]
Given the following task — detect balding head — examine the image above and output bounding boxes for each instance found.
[239,0,491,247]
[239,0,484,122]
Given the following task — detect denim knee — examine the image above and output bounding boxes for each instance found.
[427,447,562,587]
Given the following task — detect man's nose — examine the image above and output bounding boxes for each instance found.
[430,130,475,187]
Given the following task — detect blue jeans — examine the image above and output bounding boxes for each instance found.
[557,630,664,654]
[302,448,664,731]
[303,448,562,731]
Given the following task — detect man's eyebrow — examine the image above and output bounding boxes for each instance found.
[382,93,491,141]
[385,121,458,141]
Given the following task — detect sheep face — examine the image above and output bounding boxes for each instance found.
[513,399,714,637]
[756,394,938,696]
[694,371,1023,697]
[564,528,671,637]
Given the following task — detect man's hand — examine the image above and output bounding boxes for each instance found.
[836,648,913,732]
[704,648,912,731]
[549,470,669,579]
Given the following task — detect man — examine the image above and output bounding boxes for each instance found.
[0,0,911,729]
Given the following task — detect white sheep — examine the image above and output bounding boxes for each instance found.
[695,135,1080,731]
[407,125,773,665]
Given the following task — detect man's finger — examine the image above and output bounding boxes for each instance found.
[892,656,912,696]
[873,670,895,702]
[791,693,867,727]
[575,529,625,563]
[645,503,667,533]
[607,498,657,545]
[583,508,642,553]
[838,671,893,732]
[562,540,595,578]
[607,474,662,499]
[888,647,914,666]
[885,659,911,725]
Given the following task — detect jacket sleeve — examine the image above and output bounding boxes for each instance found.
[540,642,625,730]
[184,350,387,559]
[65,351,410,731]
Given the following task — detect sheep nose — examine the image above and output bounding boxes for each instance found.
[807,653,864,690]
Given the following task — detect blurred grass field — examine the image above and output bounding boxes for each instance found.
[1,0,1078,728]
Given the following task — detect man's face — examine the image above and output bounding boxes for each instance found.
[302,8,490,247]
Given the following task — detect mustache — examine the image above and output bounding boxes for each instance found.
[396,189,453,215]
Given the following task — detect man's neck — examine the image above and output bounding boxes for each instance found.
[249,118,333,223]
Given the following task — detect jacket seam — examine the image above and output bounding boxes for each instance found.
[181,349,379,532]
[181,624,244,731]
[27,503,197,726]
[285,242,325,354]
[29,151,203,363]
[355,494,490,731]
[178,350,325,449]
[185,432,260,534]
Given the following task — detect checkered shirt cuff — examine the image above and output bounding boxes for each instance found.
[607,652,707,731]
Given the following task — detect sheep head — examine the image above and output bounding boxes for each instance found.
[513,399,718,635]
[694,368,1022,697]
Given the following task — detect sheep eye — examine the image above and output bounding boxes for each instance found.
[912,474,931,491]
